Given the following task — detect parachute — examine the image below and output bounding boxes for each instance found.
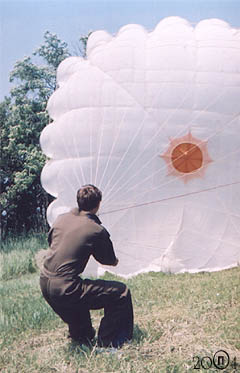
[40,17,240,278]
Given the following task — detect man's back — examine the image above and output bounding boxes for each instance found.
[42,208,117,278]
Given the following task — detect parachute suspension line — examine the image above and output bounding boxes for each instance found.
[102,82,192,201]
[57,108,87,187]
[55,118,84,191]
[115,241,168,254]
[214,177,240,233]
[215,191,240,234]
[97,63,141,190]
[102,82,233,205]
[102,120,240,209]
[58,116,82,194]
[113,248,148,262]
[101,81,169,197]
[72,126,87,186]
[137,113,239,196]
[101,110,147,194]
[90,108,94,183]
[99,35,148,192]
[98,104,129,190]
[103,88,237,207]
[100,180,240,216]
[145,114,239,197]
[94,106,107,186]
[61,171,80,196]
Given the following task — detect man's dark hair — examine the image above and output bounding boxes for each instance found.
[77,184,102,211]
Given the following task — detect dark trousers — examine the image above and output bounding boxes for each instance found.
[40,276,133,347]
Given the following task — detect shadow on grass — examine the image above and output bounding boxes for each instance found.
[65,323,147,356]
[65,339,94,357]
[132,324,148,344]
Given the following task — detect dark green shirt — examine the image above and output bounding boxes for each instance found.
[42,208,117,278]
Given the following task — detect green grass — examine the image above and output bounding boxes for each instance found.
[0,235,239,372]
[0,233,47,280]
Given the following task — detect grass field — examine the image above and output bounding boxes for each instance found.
[0,235,239,372]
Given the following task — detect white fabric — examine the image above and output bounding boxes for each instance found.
[40,17,240,277]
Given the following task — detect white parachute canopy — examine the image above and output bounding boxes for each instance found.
[40,17,240,278]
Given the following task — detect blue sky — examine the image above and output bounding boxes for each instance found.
[1,0,240,100]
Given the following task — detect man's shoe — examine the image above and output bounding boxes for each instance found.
[68,327,96,347]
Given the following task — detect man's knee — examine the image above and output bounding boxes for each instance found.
[105,280,129,298]
[116,281,131,299]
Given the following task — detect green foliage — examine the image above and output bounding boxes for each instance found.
[0,233,47,280]
[34,31,70,69]
[72,31,92,57]
[0,250,36,280]
[0,32,72,237]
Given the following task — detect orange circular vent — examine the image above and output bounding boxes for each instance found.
[171,142,203,173]
[161,132,212,182]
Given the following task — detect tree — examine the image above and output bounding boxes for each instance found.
[0,32,71,238]
[72,32,92,57]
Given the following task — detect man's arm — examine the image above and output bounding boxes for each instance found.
[92,228,118,266]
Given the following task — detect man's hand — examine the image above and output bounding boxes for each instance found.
[112,258,119,266]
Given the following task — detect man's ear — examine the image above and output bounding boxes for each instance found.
[96,202,101,211]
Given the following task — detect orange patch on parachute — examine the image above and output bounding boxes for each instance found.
[171,142,203,173]
[161,132,212,183]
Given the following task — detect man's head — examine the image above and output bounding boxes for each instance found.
[77,184,102,213]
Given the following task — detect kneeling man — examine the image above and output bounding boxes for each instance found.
[40,184,133,348]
